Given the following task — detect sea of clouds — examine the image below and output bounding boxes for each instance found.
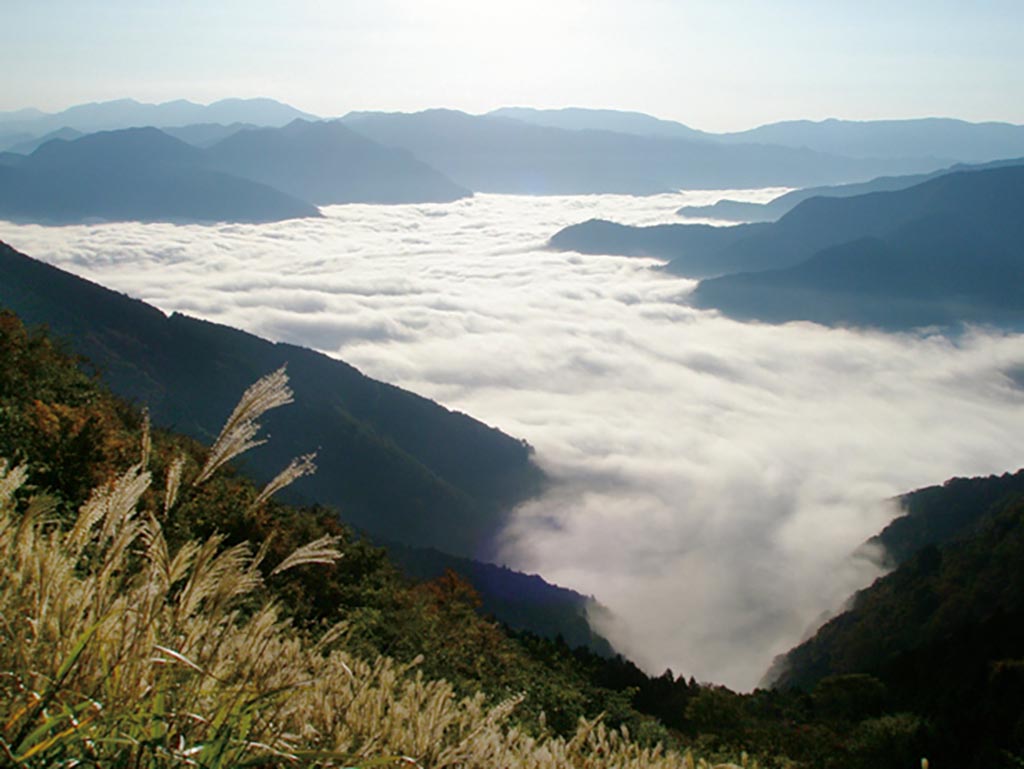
[4,189,1024,689]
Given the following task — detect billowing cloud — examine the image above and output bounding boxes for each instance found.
[4,188,1024,690]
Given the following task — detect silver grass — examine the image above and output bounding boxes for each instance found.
[270,534,343,576]
[252,452,317,508]
[139,408,152,469]
[193,366,294,486]
[163,454,186,515]
[0,460,28,505]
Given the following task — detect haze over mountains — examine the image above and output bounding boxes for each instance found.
[206,119,470,204]
[0,97,314,143]
[3,94,1024,708]
[0,238,625,652]
[2,98,1023,224]
[340,109,938,194]
[0,127,321,224]
[553,163,1024,330]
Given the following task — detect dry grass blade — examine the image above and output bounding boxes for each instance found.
[164,454,187,515]
[193,366,293,486]
[252,452,317,508]
[270,535,343,576]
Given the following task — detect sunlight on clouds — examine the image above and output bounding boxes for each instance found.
[3,188,1024,689]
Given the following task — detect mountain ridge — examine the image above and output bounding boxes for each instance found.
[0,239,544,558]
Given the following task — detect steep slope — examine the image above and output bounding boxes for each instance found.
[0,240,543,558]
[0,127,320,223]
[383,540,614,655]
[206,119,470,204]
[770,469,1024,766]
[342,109,936,194]
[868,470,1024,567]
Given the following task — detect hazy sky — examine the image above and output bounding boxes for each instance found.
[4,0,1023,130]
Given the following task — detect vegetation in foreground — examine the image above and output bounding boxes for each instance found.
[0,310,747,767]
[3,307,1024,767]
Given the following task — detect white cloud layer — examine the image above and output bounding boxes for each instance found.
[4,189,1024,690]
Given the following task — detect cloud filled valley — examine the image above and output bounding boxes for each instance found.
[4,188,1024,690]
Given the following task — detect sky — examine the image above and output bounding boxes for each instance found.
[3,0,1023,131]
[4,191,1024,689]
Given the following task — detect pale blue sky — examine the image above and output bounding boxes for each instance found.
[4,0,1022,130]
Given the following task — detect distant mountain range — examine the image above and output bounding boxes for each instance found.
[0,120,471,223]
[3,100,1023,216]
[340,109,938,194]
[716,117,1024,163]
[552,164,1024,331]
[487,106,715,142]
[206,119,470,204]
[0,239,544,559]
[0,97,316,143]
[0,127,320,224]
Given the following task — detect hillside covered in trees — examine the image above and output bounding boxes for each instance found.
[5,305,1024,766]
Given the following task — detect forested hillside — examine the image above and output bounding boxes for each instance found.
[0,240,542,559]
[4,306,1020,767]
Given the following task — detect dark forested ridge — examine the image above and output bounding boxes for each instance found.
[551,164,1024,331]
[0,240,543,558]
[770,468,1024,767]
[690,166,1024,329]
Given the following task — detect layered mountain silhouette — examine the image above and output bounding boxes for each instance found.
[5,126,85,155]
[718,117,1024,163]
[341,109,937,194]
[0,127,320,224]
[162,122,257,148]
[0,97,316,143]
[0,240,544,558]
[206,119,470,204]
[0,121,473,223]
[677,157,1024,223]
[689,166,1024,329]
[552,165,1024,330]
[488,109,1024,166]
[487,106,714,142]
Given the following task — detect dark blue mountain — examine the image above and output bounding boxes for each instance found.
[690,166,1024,329]
[677,158,1024,223]
[0,127,319,223]
[206,119,470,204]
